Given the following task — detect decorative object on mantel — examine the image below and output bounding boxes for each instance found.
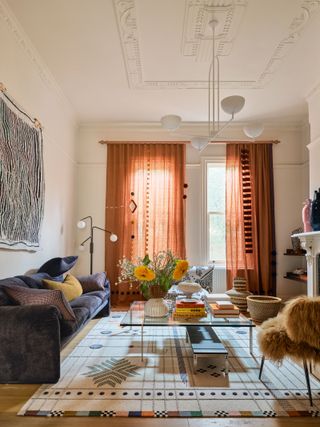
[311,189,320,231]
[77,215,118,274]
[0,83,44,251]
[118,250,188,317]
[226,276,252,313]
[291,227,303,252]
[302,198,313,232]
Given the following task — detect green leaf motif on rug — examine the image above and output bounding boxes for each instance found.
[83,358,140,387]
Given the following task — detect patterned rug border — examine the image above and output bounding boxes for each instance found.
[22,409,320,418]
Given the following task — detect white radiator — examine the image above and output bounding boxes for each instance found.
[213,267,227,293]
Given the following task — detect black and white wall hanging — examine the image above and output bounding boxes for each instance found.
[0,83,45,251]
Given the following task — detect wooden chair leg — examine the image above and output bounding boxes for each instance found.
[259,355,265,380]
[303,360,313,406]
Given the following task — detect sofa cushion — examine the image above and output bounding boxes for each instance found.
[0,277,28,306]
[3,286,75,321]
[183,265,214,293]
[15,272,63,289]
[69,294,103,317]
[60,307,90,340]
[38,256,78,277]
[77,272,107,293]
[43,274,83,302]
[85,290,109,302]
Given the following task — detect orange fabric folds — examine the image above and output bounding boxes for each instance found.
[105,143,186,304]
[226,144,276,294]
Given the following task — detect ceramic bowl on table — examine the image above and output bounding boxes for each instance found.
[176,281,203,299]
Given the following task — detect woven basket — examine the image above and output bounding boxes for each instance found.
[246,295,282,324]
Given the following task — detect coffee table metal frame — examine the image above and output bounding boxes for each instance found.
[120,300,255,362]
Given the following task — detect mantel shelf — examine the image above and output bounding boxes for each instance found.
[284,273,307,283]
[292,231,320,239]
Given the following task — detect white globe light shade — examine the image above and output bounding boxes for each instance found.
[109,233,118,243]
[243,122,264,139]
[221,95,245,115]
[160,114,182,131]
[77,220,86,229]
[78,244,85,252]
[190,136,209,151]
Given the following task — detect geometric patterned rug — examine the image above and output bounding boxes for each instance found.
[19,312,320,417]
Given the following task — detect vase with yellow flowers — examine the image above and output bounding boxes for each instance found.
[118,250,188,317]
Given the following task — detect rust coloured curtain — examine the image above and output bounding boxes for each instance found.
[105,143,186,304]
[226,144,276,295]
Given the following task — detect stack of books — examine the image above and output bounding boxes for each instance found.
[173,300,206,318]
[209,301,240,317]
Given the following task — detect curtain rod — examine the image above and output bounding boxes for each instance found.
[98,139,280,145]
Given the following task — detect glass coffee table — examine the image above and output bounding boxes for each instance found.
[120,300,255,362]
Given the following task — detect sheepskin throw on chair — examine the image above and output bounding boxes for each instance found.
[0,84,44,251]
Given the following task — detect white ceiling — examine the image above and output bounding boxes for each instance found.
[6,0,320,125]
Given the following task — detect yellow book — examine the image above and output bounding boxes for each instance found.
[173,310,206,318]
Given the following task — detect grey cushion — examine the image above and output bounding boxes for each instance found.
[70,294,103,317]
[77,272,107,293]
[86,290,108,302]
[15,273,63,289]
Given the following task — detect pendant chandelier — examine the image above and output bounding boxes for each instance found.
[161,19,255,151]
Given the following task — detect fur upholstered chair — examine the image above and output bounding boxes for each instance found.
[257,295,320,406]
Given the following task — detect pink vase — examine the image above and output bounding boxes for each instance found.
[302,198,312,232]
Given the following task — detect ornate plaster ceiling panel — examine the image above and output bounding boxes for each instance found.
[182,0,247,61]
[114,0,320,90]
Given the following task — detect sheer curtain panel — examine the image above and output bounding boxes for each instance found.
[226,143,276,295]
[105,143,186,304]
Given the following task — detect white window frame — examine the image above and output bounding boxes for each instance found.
[201,157,226,266]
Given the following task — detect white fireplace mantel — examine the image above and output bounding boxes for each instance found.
[292,231,320,296]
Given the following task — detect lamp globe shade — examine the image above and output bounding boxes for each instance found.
[160,114,182,131]
[77,220,86,229]
[190,136,209,151]
[221,95,245,115]
[243,122,264,139]
[79,244,85,252]
[109,233,118,243]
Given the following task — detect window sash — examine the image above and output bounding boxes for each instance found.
[201,157,226,265]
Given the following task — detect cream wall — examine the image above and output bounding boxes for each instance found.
[76,123,309,300]
[307,84,320,194]
[0,4,77,278]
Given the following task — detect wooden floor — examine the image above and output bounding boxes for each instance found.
[1,316,319,427]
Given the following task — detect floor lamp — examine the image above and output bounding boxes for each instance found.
[77,215,118,274]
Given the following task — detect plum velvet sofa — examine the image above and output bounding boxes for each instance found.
[0,257,110,384]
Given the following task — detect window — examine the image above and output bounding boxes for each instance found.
[205,160,226,265]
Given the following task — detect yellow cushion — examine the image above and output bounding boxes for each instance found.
[43,274,83,302]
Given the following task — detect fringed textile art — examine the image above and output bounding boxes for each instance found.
[0,84,44,250]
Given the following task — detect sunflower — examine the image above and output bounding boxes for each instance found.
[172,260,189,281]
[134,266,156,281]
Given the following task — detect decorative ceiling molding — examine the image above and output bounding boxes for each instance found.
[113,0,320,90]
[0,0,76,120]
[181,0,247,61]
